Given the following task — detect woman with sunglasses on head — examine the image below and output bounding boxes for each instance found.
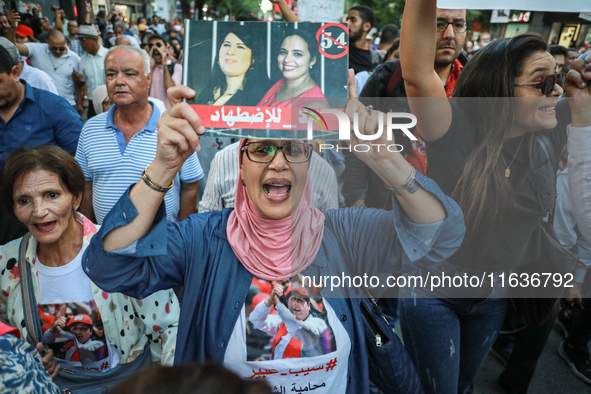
[389,0,591,393]
[82,77,466,393]
[257,29,327,108]
[197,26,270,106]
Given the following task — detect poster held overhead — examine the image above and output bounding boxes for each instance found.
[183,20,349,140]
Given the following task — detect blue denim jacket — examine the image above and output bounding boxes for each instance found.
[82,171,465,393]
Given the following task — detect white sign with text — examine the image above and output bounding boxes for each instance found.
[298,0,346,23]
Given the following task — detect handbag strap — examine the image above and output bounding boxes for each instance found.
[535,133,558,225]
[18,233,43,346]
[535,133,555,166]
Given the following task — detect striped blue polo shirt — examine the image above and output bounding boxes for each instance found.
[75,101,203,224]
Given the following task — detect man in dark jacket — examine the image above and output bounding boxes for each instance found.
[343,9,466,328]
[343,8,467,209]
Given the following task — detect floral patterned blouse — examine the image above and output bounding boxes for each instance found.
[0,213,179,365]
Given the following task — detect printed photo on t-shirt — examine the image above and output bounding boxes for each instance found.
[39,301,112,371]
[246,278,337,362]
[224,276,349,394]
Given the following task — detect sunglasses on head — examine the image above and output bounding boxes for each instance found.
[50,46,67,52]
[147,42,163,49]
[514,73,566,95]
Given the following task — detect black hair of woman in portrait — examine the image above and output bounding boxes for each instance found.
[197,25,271,106]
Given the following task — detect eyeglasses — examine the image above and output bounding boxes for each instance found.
[49,46,67,52]
[436,18,468,34]
[241,142,313,163]
[147,42,163,49]
[514,73,566,95]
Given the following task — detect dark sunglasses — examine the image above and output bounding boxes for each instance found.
[147,42,163,49]
[50,46,67,52]
[514,73,566,95]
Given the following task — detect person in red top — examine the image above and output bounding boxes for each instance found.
[250,283,328,360]
[258,30,328,109]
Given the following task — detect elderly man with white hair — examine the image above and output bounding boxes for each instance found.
[76,45,203,225]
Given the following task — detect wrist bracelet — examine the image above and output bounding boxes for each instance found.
[141,165,174,192]
[385,167,419,196]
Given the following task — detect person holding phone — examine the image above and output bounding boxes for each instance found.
[146,34,181,109]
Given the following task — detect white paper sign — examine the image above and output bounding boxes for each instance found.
[437,0,591,12]
[298,0,346,23]
[580,12,591,22]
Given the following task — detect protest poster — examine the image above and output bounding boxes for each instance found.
[183,21,349,140]
[437,0,591,12]
[298,0,346,23]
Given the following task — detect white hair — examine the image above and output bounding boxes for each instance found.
[106,45,151,76]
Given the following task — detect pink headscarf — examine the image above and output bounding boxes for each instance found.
[226,139,325,281]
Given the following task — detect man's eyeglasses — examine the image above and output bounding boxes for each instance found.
[242,142,313,163]
[436,19,468,34]
[147,42,164,49]
[49,46,67,52]
[514,73,566,95]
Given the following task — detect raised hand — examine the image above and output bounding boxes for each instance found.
[344,69,399,166]
[153,86,204,179]
[566,52,591,127]
[265,284,284,307]
[7,10,20,27]
[72,68,84,84]
[50,316,66,333]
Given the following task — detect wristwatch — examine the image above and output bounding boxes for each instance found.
[83,95,88,100]
[385,167,420,196]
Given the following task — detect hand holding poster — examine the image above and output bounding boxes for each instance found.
[182,21,349,140]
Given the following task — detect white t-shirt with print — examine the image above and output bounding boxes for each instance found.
[224,299,350,394]
[37,250,120,372]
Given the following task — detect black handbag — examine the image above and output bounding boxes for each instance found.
[360,292,424,394]
[512,135,578,326]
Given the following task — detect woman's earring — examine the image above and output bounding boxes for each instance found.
[241,180,246,186]
[309,65,313,69]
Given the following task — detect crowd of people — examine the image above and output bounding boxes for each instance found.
[1,0,591,393]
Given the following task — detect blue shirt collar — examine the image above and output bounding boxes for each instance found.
[22,80,36,103]
[106,100,161,132]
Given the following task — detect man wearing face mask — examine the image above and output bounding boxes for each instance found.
[145,34,181,109]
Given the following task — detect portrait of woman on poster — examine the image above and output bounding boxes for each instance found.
[197,26,270,106]
[257,29,328,108]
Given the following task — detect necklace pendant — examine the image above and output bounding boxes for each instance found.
[505,168,510,178]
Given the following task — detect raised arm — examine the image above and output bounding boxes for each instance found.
[400,0,451,141]
[102,86,204,251]
[5,11,28,57]
[271,0,300,22]
[566,53,591,242]
[345,70,446,224]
